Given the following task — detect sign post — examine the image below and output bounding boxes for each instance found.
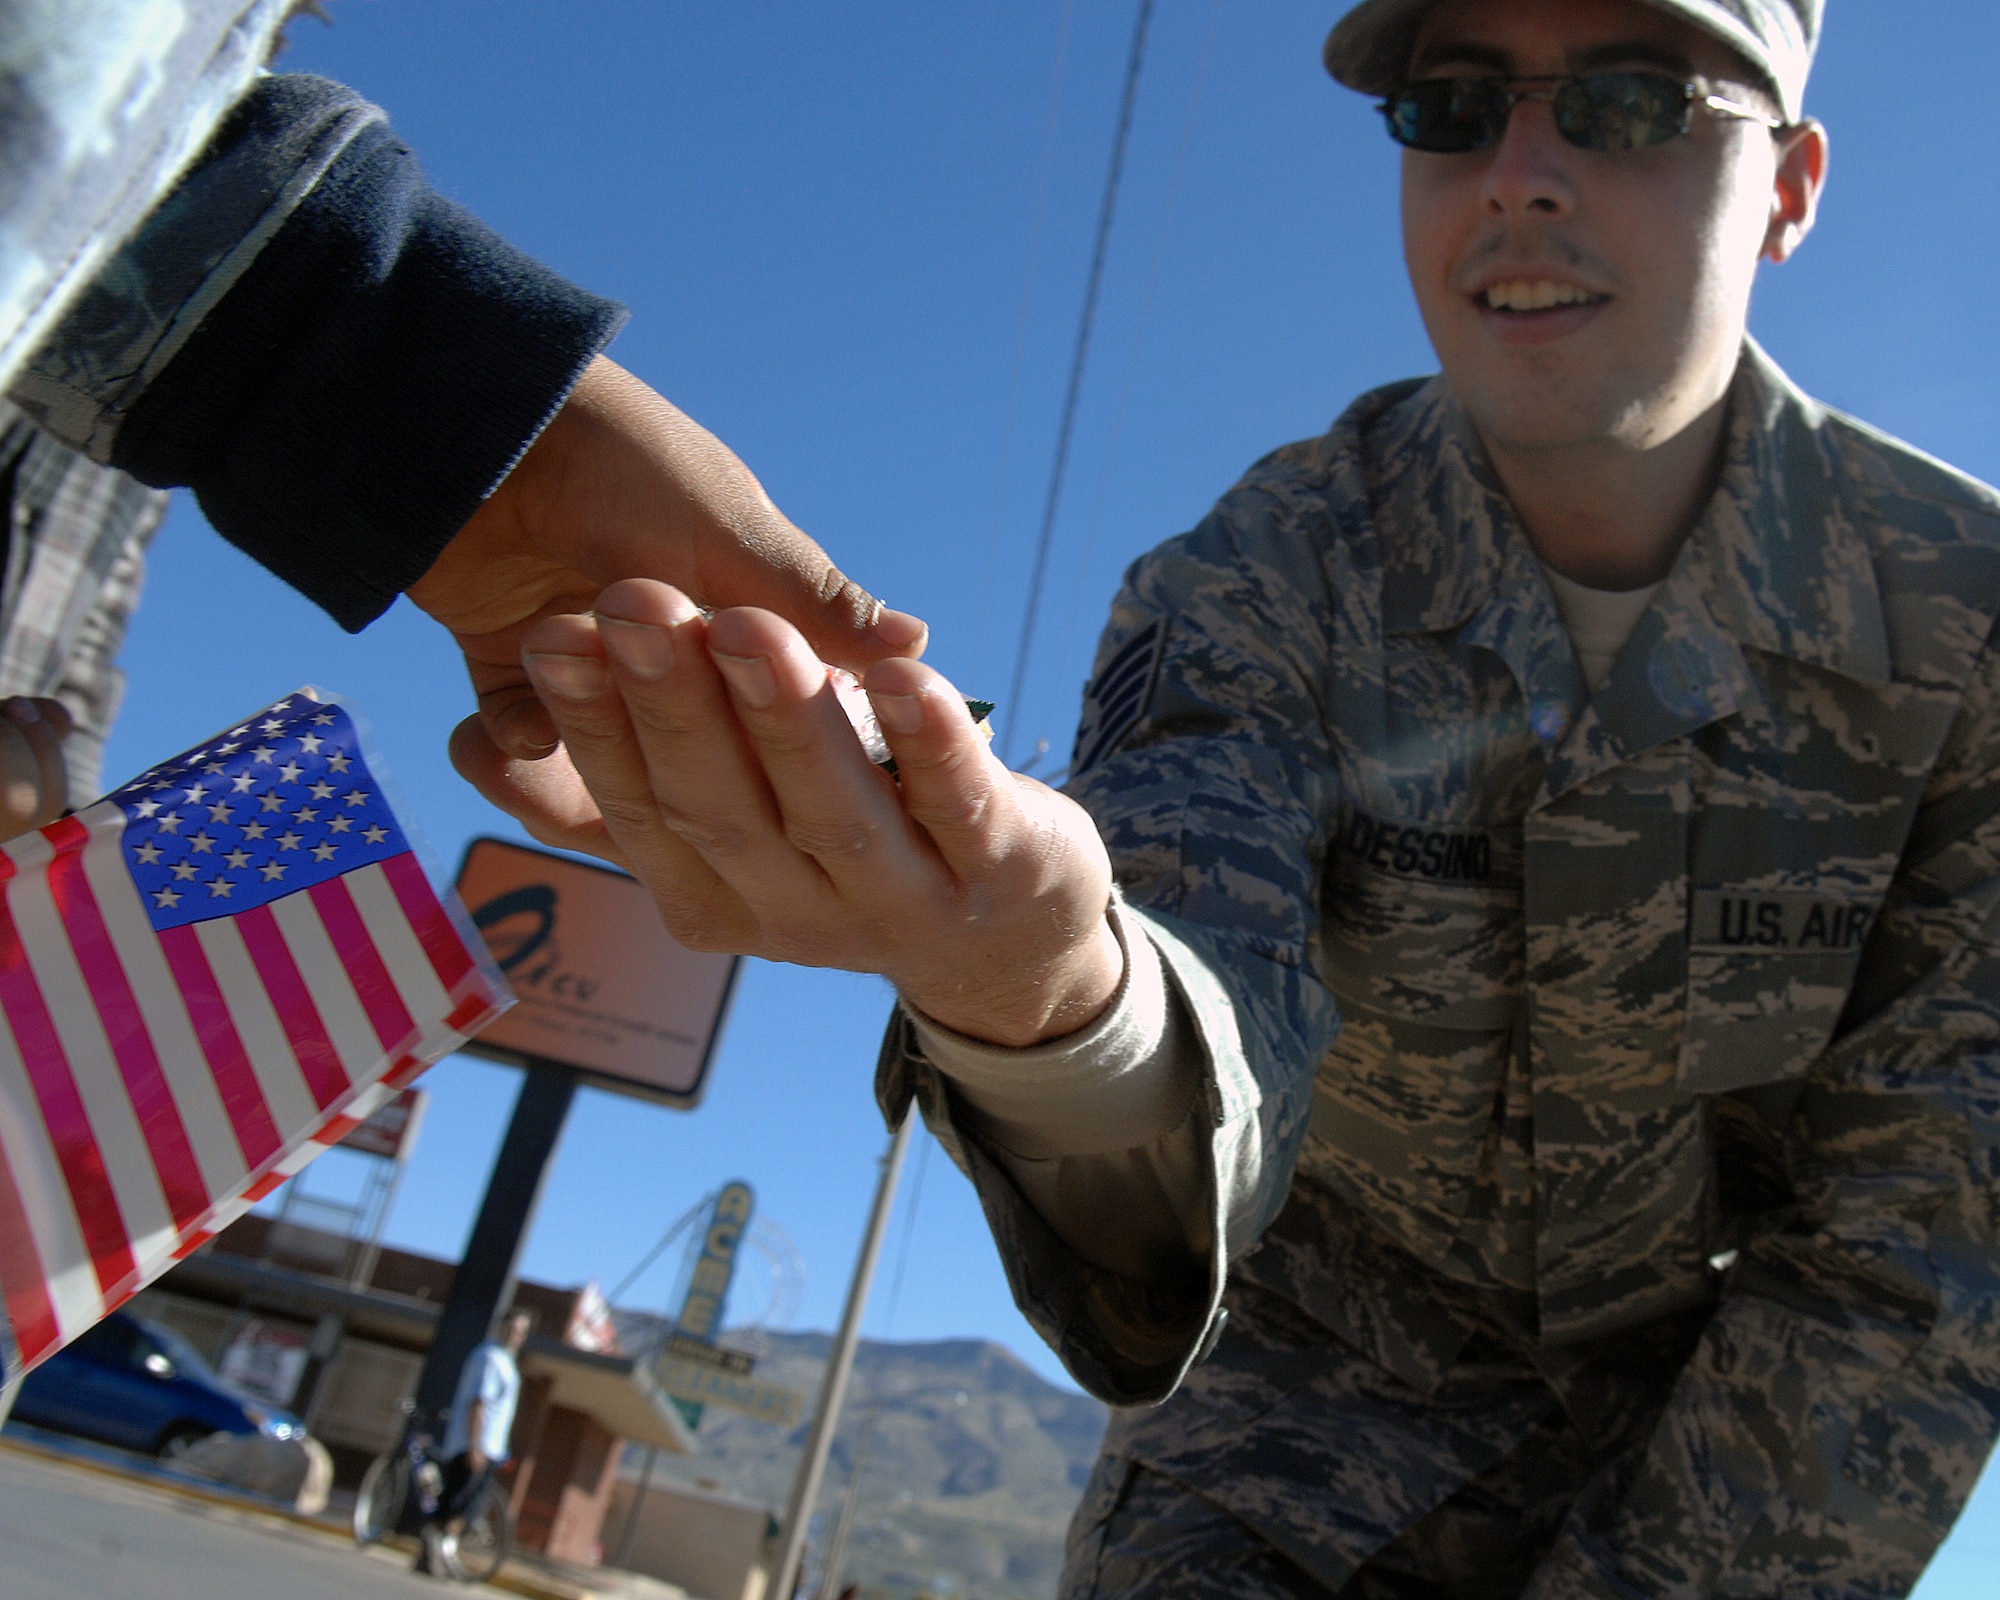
[410,1065,577,1427]
[411,839,741,1441]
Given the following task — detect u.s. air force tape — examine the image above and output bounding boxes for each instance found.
[1689,889,1874,954]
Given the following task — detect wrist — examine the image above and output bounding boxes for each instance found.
[902,909,1123,1049]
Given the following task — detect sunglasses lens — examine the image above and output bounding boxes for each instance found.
[1553,73,1693,151]
[1382,80,1510,152]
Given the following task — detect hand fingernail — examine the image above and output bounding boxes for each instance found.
[525,652,609,700]
[498,701,560,757]
[712,651,777,709]
[867,689,924,735]
[598,616,674,680]
[875,609,928,652]
[6,698,39,725]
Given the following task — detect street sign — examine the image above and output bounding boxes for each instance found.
[653,1357,804,1428]
[675,1183,752,1340]
[454,837,741,1108]
[665,1181,754,1428]
[666,1334,754,1376]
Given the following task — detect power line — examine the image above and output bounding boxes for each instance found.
[605,1194,708,1306]
[969,0,1076,688]
[1000,0,1160,763]
[1051,0,1222,692]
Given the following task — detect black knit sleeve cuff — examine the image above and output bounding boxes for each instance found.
[100,76,627,631]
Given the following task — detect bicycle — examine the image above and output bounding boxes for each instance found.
[353,1403,513,1585]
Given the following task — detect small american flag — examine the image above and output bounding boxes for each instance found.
[0,689,510,1383]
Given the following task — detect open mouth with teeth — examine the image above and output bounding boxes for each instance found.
[1479,279,1609,313]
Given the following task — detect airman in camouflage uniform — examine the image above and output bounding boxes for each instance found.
[875,5,2000,1597]
[882,338,2000,1596]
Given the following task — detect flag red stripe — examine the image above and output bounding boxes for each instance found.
[45,820,210,1234]
[446,995,498,1035]
[380,1054,428,1095]
[157,925,282,1169]
[237,904,350,1111]
[0,1126,60,1366]
[380,853,474,992]
[308,877,415,1053]
[0,857,135,1293]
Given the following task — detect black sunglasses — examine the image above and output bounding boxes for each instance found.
[1379,71,1782,154]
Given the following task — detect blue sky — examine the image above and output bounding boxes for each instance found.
[104,0,2000,1580]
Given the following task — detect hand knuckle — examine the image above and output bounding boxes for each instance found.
[666,918,726,954]
[751,723,819,764]
[624,700,706,741]
[767,926,844,968]
[783,816,879,861]
[655,803,752,860]
[906,779,991,836]
[595,793,671,835]
[648,888,739,951]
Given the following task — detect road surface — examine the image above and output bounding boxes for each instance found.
[0,1444,445,1600]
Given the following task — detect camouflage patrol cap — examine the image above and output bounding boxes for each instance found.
[1323,0,1821,124]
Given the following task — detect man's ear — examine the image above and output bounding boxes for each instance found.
[1764,118,1828,264]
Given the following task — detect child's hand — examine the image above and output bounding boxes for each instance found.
[0,697,71,842]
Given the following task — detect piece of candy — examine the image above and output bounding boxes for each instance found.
[827,668,994,773]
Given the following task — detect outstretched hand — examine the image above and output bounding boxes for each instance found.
[0,697,72,843]
[449,579,1122,1049]
[407,356,928,769]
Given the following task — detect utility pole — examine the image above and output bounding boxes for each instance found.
[769,1113,914,1600]
[411,1066,577,1424]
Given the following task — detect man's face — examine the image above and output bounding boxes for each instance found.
[1399,0,1799,456]
[504,1313,531,1350]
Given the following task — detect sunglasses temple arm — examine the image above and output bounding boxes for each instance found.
[1702,92,1784,129]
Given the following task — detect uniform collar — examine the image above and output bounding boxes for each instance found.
[1687,338,1892,689]
[1374,339,1894,693]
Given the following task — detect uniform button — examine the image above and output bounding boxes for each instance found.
[1528,699,1569,742]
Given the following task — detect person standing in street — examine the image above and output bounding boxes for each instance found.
[418,1308,531,1580]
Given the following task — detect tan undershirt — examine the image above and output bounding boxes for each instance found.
[1540,564,1662,692]
[916,565,1663,1273]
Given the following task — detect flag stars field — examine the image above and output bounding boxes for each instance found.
[110,696,414,931]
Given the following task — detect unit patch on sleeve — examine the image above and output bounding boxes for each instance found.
[1071,619,1165,777]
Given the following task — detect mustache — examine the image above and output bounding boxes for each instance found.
[1450,228,1622,296]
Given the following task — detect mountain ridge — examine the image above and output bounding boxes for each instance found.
[617,1323,1107,1599]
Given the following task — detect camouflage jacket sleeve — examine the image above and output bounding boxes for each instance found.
[1526,622,2000,1598]
[878,482,1342,1407]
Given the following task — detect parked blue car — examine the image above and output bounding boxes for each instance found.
[12,1310,304,1459]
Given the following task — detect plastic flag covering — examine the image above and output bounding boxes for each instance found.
[0,689,510,1383]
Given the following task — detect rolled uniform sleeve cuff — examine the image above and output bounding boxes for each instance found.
[876,893,1272,1406]
[906,895,1194,1159]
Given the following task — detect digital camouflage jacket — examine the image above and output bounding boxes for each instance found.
[880,340,2000,1591]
